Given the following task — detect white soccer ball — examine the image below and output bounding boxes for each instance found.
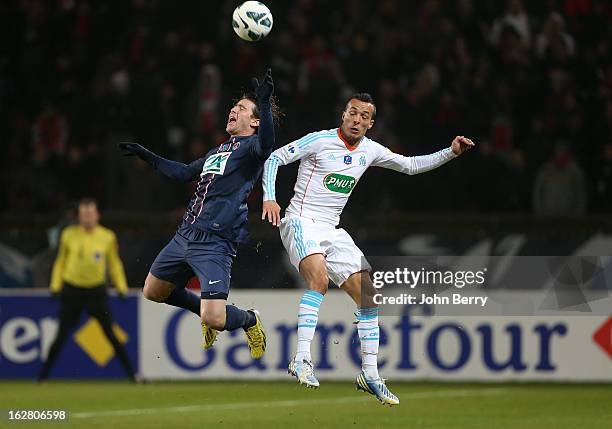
[232,1,273,42]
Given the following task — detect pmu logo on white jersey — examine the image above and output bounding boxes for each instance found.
[202,152,232,175]
[324,173,356,194]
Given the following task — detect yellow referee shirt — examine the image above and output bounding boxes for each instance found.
[50,225,128,294]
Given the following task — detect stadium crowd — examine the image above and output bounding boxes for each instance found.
[1,0,611,216]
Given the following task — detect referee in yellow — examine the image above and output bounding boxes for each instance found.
[38,198,137,381]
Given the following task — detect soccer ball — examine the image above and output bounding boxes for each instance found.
[232,1,273,42]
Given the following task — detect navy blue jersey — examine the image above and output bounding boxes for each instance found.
[146,104,275,243]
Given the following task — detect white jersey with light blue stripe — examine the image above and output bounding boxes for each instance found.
[263,128,457,226]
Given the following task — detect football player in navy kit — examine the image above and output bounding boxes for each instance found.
[119,69,277,359]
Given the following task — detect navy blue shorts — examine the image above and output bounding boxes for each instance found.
[149,224,237,299]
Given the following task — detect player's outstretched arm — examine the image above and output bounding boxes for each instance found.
[261,130,322,225]
[372,136,475,175]
[261,152,285,224]
[252,68,275,160]
[119,142,202,182]
[261,150,284,227]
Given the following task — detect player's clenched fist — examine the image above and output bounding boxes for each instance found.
[252,68,274,103]
[451,136,475,155]
[262,200,281,227]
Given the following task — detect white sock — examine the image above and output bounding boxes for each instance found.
[295,290,324,362]
[357,307,380,380]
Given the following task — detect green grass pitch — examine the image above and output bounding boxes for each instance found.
[1,381,611,429]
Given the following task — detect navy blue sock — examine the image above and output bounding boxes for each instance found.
[223,305,256,331]
[163,288,200,316]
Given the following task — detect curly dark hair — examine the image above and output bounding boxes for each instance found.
[239,93,284,129]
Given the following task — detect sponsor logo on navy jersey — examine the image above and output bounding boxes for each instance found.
[202,152,232,175]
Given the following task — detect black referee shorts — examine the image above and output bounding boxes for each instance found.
[59,283,113,328]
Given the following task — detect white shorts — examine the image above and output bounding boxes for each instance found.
[279,215,371,286]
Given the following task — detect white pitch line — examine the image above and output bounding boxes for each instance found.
[72,388,506,419]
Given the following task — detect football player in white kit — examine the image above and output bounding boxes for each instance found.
[261,93,474,405]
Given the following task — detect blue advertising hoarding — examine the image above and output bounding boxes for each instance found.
[0,293,138,379]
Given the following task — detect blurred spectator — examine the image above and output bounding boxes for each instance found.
[194,64,222,134]
[0,0,609,216]
[469,141,518,210]
[489,0,531,48]
[270,31,299,101]
[536,12,576,62]
[533,143,586,216]
[47,205,78,251]
[31,106,69,163]
[297,35,345,127]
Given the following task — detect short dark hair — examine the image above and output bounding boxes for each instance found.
[239,93,284,129]
[346,93,377,119]
[79,197,98,208]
